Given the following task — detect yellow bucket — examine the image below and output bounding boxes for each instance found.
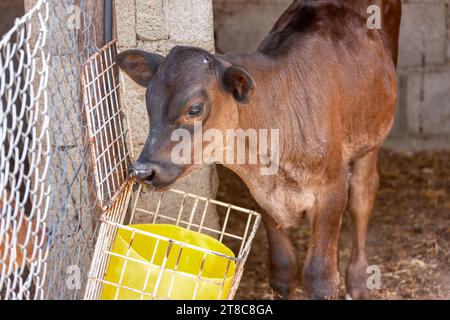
[100,224,236,300]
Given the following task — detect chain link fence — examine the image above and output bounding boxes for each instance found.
[0,0,50,300]
[1,0,102,300]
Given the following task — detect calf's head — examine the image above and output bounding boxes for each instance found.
[116,46,255,189]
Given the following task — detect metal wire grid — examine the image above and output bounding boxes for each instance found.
[83,180,134,300]
[85,183,261,300]
[81,40,131,210]
[0,0,50,300]
[43,0,101,300]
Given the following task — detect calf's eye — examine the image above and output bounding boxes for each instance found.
[188,103,204,117]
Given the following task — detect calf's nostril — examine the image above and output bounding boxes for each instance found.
[143,169,155,183]
[131,161,154,179]
[133,168,153,179]
[130,161,159,185]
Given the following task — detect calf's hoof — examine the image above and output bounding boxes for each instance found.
[346,262,371,300]
[346,288,370,300]
[302,265,339,300]
[304,285,339,300]
[269,277,296,300]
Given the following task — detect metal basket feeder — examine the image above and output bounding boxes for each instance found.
[80,41,261,300]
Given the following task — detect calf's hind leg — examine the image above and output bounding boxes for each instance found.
[346,148,380,299]
[263,213,299,299]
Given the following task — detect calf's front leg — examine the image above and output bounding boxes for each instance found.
[302,176,348,299]
[263,213,299,299]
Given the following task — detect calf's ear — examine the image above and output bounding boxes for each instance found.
[116,50,164,87]
[221,66,255,104]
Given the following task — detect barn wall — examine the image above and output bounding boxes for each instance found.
[391,0,450,151]
[213,0,450,151]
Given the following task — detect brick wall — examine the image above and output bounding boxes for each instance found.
[389,0,450,151]
[213,0,450,151]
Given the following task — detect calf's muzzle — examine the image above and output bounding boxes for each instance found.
[130,159,183,189]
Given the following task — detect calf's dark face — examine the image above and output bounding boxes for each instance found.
[116,47,255,189]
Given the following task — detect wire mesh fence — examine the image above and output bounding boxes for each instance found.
[43,0,101,300]
[0,0,50,300]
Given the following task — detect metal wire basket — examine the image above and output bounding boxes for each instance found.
[84,182,261,300]
[81,41,261,300]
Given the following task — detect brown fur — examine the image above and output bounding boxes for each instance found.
[116,0,402,299]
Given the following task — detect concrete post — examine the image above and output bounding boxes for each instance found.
[115,0,220,229]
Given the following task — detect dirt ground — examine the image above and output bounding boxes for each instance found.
[216,149,450,300]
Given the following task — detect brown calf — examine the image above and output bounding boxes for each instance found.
[116,0,402,299]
